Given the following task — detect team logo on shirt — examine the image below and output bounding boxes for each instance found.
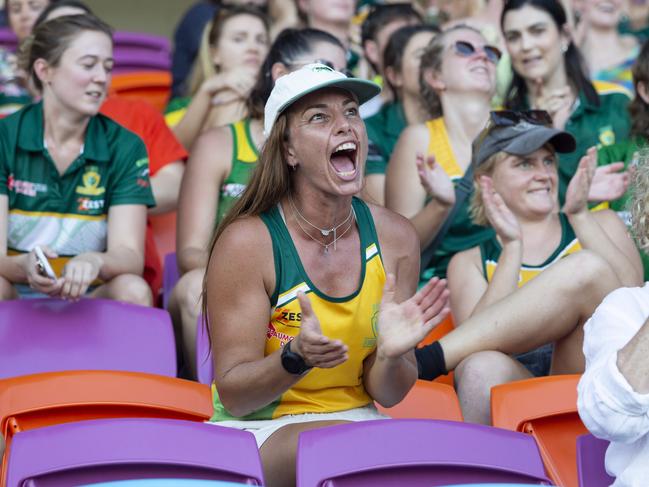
[362,303,379,348]
[598,125,615,147]
[76,167,105,196]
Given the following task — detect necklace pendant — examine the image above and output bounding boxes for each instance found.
[321,229,331,237]
[324,244,330,253]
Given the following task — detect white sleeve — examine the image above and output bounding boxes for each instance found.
[577,286,649,443]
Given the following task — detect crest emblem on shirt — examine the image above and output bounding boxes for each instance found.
[76,167,105,196]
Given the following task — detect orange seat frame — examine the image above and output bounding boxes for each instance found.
[375,380,463,421]
[491,374,587,487]
[109,70,171,112]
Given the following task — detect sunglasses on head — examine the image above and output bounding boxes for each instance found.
[489,110,553,128]
[452,40,502,64]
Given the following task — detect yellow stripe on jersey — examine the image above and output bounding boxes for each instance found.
[10,208,106,221]
[485,238,582,286]
[592,80,633,99]
[426,118,463,180]
[233,120,257,163]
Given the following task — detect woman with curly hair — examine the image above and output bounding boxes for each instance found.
[577,147,649,487]
[598,38,649,278]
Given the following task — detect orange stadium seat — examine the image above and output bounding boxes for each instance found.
[109,70,172,112]
[0,370,212,486]
[491,374,587,487]
[375,380,463,421]
[418,313,456,386]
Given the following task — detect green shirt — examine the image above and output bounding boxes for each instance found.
[0,102,155,270]
[519,84,631,203]
[598,136,649,279]
[364,101,406,176]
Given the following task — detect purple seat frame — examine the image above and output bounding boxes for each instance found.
[576,433,614,487]
[5,417,264,486]
[297,419,553,486]
[196,313,214,385]
[0,298,176,379]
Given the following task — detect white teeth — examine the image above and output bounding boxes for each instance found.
[336,169,356,177]
[333,142,357,153]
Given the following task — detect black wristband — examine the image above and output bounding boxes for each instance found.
[415,341,447,381]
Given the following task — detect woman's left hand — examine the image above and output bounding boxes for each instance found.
[588,161,631,204]
[59,253,102,301]
[376,275,450,361]
[564,146,597,214]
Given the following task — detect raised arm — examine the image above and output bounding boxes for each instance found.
[564,148,642,287]
[385,125,454,247]
[176,127,231,274]
[208,218,347,417]
[363,206,450,406]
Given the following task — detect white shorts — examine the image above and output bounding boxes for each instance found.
[206,404,389,447]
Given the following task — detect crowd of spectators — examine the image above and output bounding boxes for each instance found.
[2,0,649,485]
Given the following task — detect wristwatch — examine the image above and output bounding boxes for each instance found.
[281,339,312,375]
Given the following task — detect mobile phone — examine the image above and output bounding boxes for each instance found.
[34,246,57,280]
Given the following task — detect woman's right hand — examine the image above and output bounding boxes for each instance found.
[24,246,63,296]
[480,176,522,244]
[415,153,456,207]
[200,68,257,105]
[292,292,348,369]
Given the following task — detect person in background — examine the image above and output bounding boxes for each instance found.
[447,110,641,424]
[0,15,154,304]
[363,24,437,205]
[359,2,423,118]
[577,0,638,93]
[386,25,498,281]
[501,0,632,204]
[167,5,270,150]
[203,62,449,487]
[0,0,51,116]
[577,149,649,487]
[34,0,189,300]
[169,28,346,379]
[297,0,358,72]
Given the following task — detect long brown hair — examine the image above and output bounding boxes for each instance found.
[630,39,649,139]
[200,113,291,325]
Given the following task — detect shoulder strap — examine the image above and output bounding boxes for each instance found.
[420,162,475,274]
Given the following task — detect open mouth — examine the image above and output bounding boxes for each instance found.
[85,90,104,100]
[329,141,358,180]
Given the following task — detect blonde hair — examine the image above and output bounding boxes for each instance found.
[469,151,508,226]
[631,148,649,253]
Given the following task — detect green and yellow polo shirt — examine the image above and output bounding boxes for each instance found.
[364,101,407,176]
[0,102,155,275]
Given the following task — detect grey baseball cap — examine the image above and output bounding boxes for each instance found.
[472,117,576,167]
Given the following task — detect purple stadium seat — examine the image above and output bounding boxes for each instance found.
[162,252,179,309]
[297,419,553,487]
[0,27,17,52]
[112,51,171,74]
[0,298,176,379]
[196,314,214,385]
[5,417,264,486]
[113,31,171,56]
[576,434,614,487]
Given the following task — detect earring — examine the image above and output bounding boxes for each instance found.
[561,44,568,53]
[289,164,297,172]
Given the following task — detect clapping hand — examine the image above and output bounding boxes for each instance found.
[480,176,522,244]
[563,146,598,214]
[416,152,456,207]
[532,78,573,130]
[588,158,631,203]
[292,292,348,369]
[375,275,450,361]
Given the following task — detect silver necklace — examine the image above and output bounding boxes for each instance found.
[289,197,356,253]
[288,195,354,237]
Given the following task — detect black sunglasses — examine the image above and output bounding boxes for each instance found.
[489,110,553,128]
[452,40,502,64]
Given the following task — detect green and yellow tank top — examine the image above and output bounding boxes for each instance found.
[216,118,259,225]
[422,118,494,281]
[211,197,386,420]
[480,213,581,286]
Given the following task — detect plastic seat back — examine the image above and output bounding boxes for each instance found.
[576,434,614,487]
[5,418,264,486]
[109,71,171,111]
[162,252,180,310]
[491,375,587,487]
[375,381,463,421]
[197,314,213,385]
[0,299,176,379]
[297,419,552,486]
[0,28,17,52]
[113,32,171,56]
[0,370,213,486]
